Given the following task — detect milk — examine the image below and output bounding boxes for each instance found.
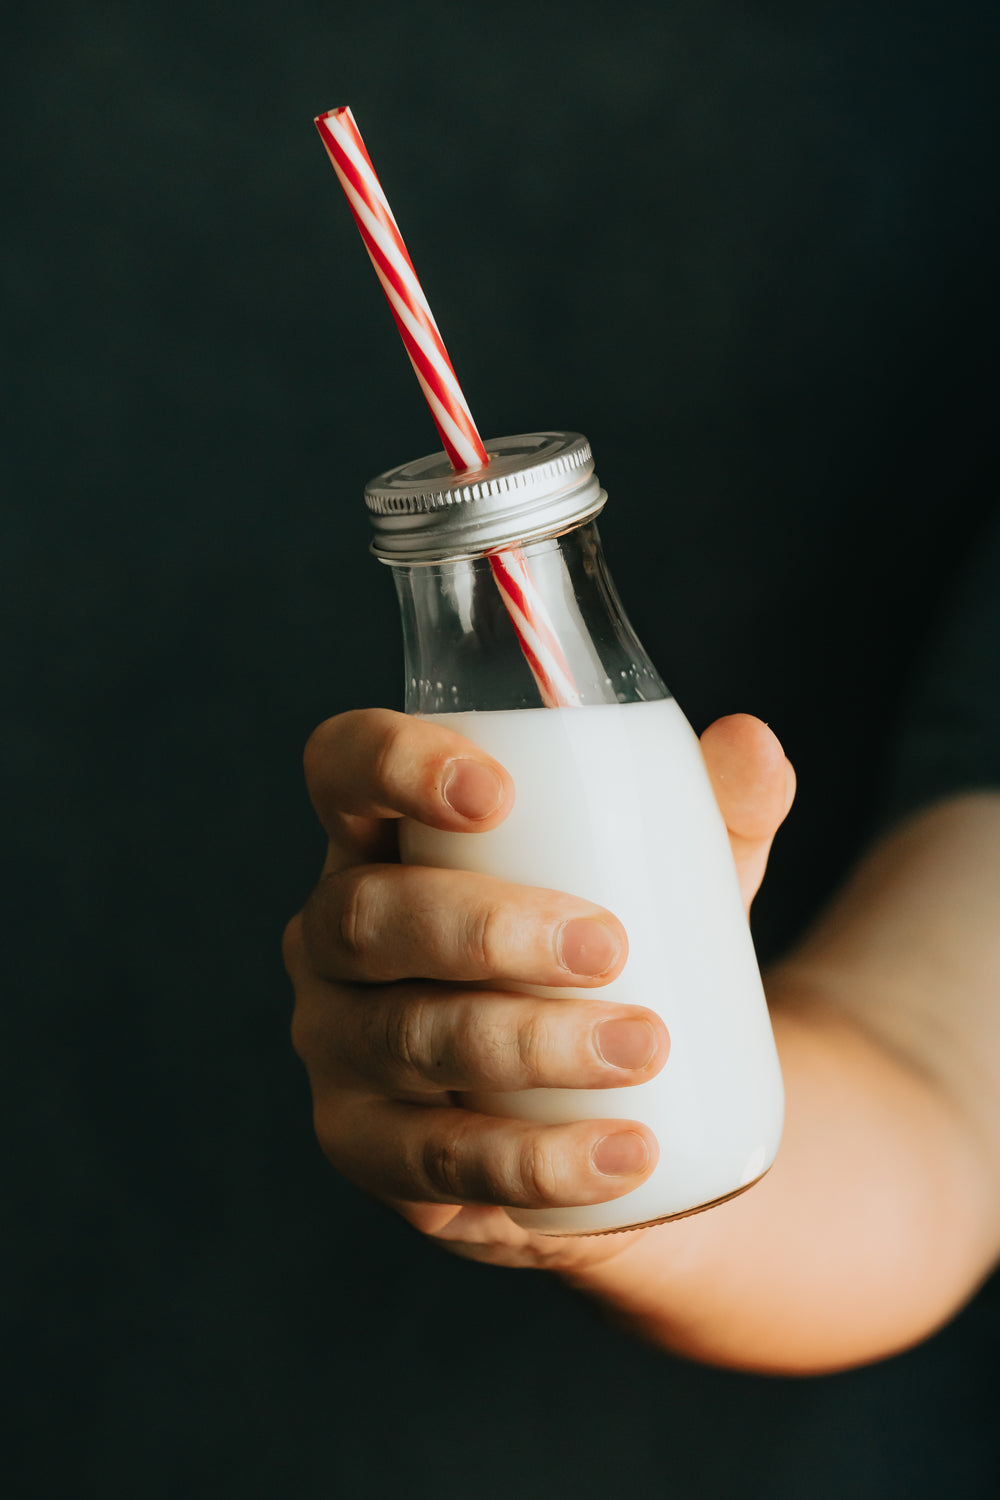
[400,697,784,1235]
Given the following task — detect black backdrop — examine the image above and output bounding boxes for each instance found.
[5,3,1000,1496]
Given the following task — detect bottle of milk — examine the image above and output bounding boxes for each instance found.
[364,431,784,1235]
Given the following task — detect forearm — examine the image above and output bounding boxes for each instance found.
[562,797,1000,1375]
[563,997,995,1373]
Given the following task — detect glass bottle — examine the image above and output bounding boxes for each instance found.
[365,432,784,1235]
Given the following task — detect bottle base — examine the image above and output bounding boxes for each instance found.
[537,1167,771,1237]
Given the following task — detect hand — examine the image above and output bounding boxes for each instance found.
[284,708,795,1273]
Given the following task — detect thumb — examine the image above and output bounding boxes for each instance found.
[700,714,796,911]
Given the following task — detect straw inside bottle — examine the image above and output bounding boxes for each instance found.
[315,105,580,708]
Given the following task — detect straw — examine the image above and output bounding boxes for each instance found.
[315,105,580,708]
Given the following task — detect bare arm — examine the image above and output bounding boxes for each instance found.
[563,794,1000,1373]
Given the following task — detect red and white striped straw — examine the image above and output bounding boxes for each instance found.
[488,548,580,708]
[315,105,580,709]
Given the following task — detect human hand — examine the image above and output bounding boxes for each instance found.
[284,709,794,1273]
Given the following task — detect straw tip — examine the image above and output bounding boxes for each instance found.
[314,105,351,126]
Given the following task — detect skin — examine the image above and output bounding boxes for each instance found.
[284,709,1000,1374]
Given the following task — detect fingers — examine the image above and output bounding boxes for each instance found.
[288,906,665,1215]
[700,714,795,908]
[316,1095,659,1209]
[304,708,515,836]
[700,714,794,842]
[292,974,668,1095]
[298,864,628,986]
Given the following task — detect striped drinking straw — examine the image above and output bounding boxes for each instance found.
[315,105,580,709]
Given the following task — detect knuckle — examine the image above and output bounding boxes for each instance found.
[336,867,384,971]
[450,1005,502,1086]
[289,1001,312,1063]
[371,712,409,796]
[514,1010,551,1085]
[422,1127,467,1201]
[517,1134,561,1206]
[288,987,330,1074]
[377,997,432,1083]
[302,714,342,787]
[304,708,392,802]
[463,899,506,974]
[281,914,304,976]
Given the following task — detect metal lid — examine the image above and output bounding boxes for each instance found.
[364,431,606,562]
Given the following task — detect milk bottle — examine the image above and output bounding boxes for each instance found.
[365,432,784,1235]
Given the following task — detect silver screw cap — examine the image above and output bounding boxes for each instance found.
[364,431,606,562]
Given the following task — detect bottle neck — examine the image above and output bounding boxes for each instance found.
[390,520,669,714]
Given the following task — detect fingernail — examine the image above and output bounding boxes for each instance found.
[556,918,622,976]
[442,760,504,821]
[592,1131,649,1177]
[596,1017,656,1071]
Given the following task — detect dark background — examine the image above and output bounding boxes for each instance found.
[4,2,999,1496]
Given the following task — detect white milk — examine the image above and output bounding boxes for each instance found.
[400,697,784,1234]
